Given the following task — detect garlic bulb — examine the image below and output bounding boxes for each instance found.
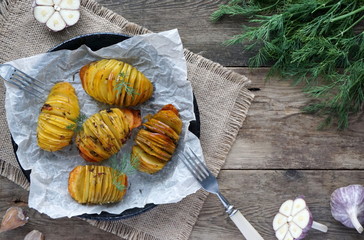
[33,0,80,32]
[331,184,364,233]
[273,197,328,240]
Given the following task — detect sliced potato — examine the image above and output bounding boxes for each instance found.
[131,146,166,174]
[76,108,141,163]
[37,82,80,151]
[80,59,153,107]
[132,104,182,174]
[68,165,127,204]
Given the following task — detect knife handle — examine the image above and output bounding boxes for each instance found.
[229,210,265,240]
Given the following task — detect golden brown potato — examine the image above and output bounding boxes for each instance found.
[79,59,153,107]
[76,108,141,163]
[68,165,127,204]
[132,104,182,174]
[37,82,80,151]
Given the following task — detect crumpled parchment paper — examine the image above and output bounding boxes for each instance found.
[3,29,203,218]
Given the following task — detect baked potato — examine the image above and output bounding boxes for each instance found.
[79,59,153,107]
[76,108,141,163]
[132,104,182,174]
[37,82,80,151]
[68,165,127,204]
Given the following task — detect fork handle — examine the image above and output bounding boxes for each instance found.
[229,210,265,240]
[216,193,264,239]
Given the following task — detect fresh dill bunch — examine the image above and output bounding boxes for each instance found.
[212,0,364,129]
[109,153,139,192]
[66,113,87,132]
[115,71,140,97]
[210,0,285,21]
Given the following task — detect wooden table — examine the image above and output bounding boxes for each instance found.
[1,1,363,239]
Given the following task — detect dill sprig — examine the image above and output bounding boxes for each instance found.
[66,113,87,132]
[212,0,364,129]
[115,72,140,97]
[109,154,139,192]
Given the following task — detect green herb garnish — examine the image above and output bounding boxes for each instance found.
[66,113,87,132]
[115,72,140,97]
[110,154,140,192]
[212,0,364,129]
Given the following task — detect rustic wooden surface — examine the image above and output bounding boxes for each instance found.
[1,1,364,240]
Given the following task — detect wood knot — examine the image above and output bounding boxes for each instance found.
[284,170,302,181]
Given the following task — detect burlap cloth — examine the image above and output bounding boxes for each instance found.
[0,0,254,239]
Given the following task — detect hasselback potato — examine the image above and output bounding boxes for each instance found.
[76,108,141,163]
[79,59,154,107]
[37,82,80,151]
[132,104,182,174]
[68,165,127,204]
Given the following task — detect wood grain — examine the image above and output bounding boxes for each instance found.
[225,68,364,170]
[1,169,363,240]
[191,170,364,240]
[95,0,254,67]
[1,0,364,239]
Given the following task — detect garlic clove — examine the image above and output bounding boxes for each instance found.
[292,209,310,229]
[59,0,80,10]
[46,12,66,32]
[292,198,306,216]
[59,9,80,26]
[33,6,55,23]
[273,213,288,231]
[289,222,303,238]
[279,199,293,217]
[24,230,45,240]
[0,207,28,233]
[35,0,53,5]
[276,223,289,240]
[283,232,294,240]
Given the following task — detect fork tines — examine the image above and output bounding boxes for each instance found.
[1,64,45,99]
[180,146,209,181]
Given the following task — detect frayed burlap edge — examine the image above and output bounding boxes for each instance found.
[0,0,30,191]
[0,160,30,190]
[0,0,15,22]
[81,0,151,36]
[0,0,254,239]
[85,191,209,240]
[86,220,162,240]
[184,49,254,172]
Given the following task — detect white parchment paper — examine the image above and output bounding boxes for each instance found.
[3,29,203,218]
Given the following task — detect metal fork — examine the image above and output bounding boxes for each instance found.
[0,64,45,99]
[180,146,264,240]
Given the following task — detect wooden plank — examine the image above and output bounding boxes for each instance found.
[2,169,363,240]
[95,0,252,66]
[224,67,364,170]
[191,170,364,240]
